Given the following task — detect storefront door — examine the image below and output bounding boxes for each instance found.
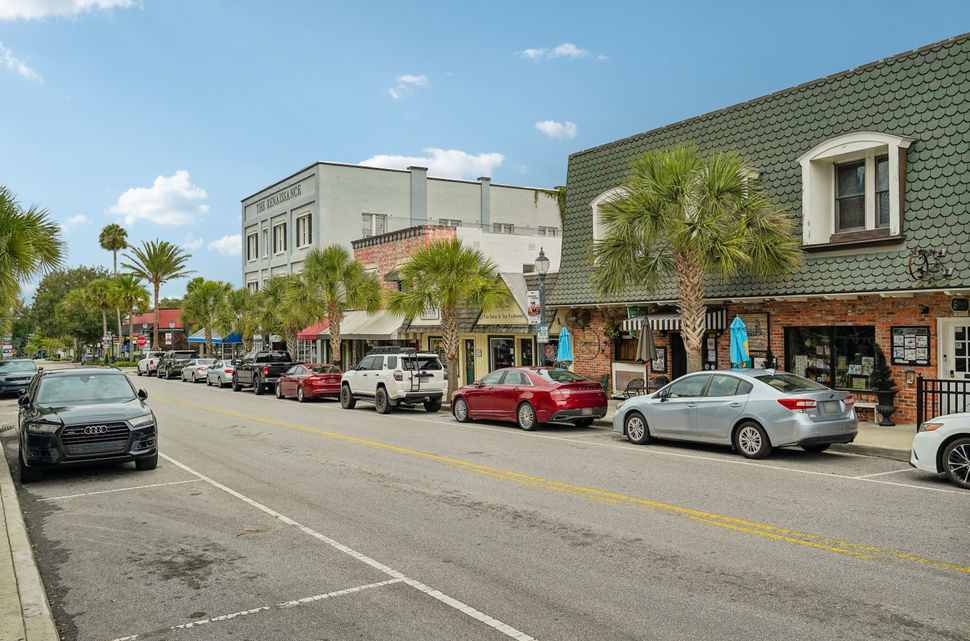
[489,337,515,371]
[464,339,476,384]
[939,318,970,380]
[670,333,687,381]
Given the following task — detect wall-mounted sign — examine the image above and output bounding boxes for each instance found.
[420,305,439,321]
[255,183,303,214]
[737,313,769,353]
[952,298,969,317]
[890,326,930,366]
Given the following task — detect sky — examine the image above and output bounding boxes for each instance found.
[1,0,968,300]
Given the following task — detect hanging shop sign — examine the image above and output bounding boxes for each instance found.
[526,290,541,325]
[890,326,930,366]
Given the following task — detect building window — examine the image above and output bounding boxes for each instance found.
[439,218,461,228]
[590,188,627,242]
[784,326,876,389]
[875,155,890,228]
[614,337,638,361]
[247,281,259,293]
[538,226,558,236]
[835,161,866,231]
[273,222,287,254]
[295,214,312,248]
[522,264,534,274]
[493,222,514,234]
[246,233,258,261]
[362,213,387,237]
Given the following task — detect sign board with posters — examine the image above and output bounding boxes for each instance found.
[737,313,769,353]
[890,325,930,366]
[526,290,541,325]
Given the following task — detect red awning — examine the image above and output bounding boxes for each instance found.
[297,319,330,340]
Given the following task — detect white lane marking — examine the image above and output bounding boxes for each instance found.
[107,578,404,641]
[159,453,536,641]
[38,479,203,502]
[852,468,915,479]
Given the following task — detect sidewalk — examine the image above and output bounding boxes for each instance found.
[594,398,913,462]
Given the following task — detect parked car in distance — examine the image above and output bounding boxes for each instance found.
[137,350,166,376]
[232,351,294,395]
[451,367,608,430]
[911,412,970,489]
[181,358,216,382]
[81,354,96,364]
[17,367,157,483]
[205,360,236,388]
[156,350,198,379]
[275,363,342,402]
[0,359,38,395]
[613,369,858,459]
[340,348,445,414]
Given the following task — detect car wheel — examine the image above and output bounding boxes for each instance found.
[232,375,241,392]
[18,450,42,484]
[574,418,594,428]
[424,398,441,413]
[135,453,158,471]
[625,411,650,445]
[453,397,471,422]
[734,421,772,459]
[942,437,970,490]
[275,382,284,399]
[297,386,307,403]
[802,443,830,453]
[340,384,356,409]
[375,387,392,414]
[253,376,264,395]
[517,402,538,431]
[206,377,211,387]
[137,370,142,376]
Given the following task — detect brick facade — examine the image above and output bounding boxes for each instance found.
[352,226,457,289]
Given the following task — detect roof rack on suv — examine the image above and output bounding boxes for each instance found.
[367,346,417,355]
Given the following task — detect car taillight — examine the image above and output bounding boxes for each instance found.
[843,395,855,407]
[393,371,403,381]
[306,376,322,383]
[777,398,817,412]
[263,366,269,375]
[225,368,234,373]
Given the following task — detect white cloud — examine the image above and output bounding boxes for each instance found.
[66,214,89,225]
[517,42,605,62]
[359,148,504,180]
[388,73,429,100]
[207,234,241,256]
[535,120,577,140]
[0,42,40,81]
[182,233,203,250]
[0,0,134,20]
[107,170,209,227]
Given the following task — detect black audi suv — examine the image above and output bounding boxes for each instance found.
[18,367,157,483]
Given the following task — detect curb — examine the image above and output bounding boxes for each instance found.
[0,442,59,641]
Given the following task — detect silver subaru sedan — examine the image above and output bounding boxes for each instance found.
[613,369,858,459]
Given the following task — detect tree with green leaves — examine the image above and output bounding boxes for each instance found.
[100,223,129,350]
[592,143,801,373]
[182,279,231,357]
[113,274,150,356]
[82,278,116,356]
[122,240,194,350]
[278,274,328,362]
[299,245,382,367]
[214,287,259,352]
[388,238,510,397]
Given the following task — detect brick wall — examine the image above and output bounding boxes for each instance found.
[352,226,456,289]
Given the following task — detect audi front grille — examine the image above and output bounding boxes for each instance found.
[60,422,131,456]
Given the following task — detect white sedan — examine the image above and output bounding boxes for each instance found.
[911,412,970,489]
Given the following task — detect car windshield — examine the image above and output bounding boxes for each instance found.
[36,374,135,404]
[310,365,340,374]
[401,356,442,370]
[754,373,830,393]
[534,368,587,383]
[0,361,36,372]
[173,352,196,358]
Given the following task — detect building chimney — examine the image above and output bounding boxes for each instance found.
[478,176,491,228]
[408,166,428,225]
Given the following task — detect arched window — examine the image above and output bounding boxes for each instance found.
[589,188,627,242]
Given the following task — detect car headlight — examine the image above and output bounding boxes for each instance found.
[26,421,60,434]
[918,421,943,432]
[129,413,155,429]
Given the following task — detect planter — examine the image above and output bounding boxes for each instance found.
[874,389,898,426]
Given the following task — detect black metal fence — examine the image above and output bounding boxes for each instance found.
[915,376,970,429]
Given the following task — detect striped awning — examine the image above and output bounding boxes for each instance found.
[620,308,728,332]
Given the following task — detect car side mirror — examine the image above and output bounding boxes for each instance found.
[137,389,148,400]
[659,391,669,402]
[18,394,30,407]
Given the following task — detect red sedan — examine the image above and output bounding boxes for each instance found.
[450,367,608,430]
[274,364,342,402]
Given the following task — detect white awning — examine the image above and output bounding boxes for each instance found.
[621,308,728,332]
[319,310,408,340]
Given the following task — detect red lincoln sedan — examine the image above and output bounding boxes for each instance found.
[274,364,342,402]
[450,367,608,430]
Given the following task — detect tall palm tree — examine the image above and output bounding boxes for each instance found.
[100,223,129,352]
[592,143,801,373]
[214,287,258,352]
[251,276,292,351]
[388,238,510,397]
[113,274,150,355]
[301,245,382,367]
[181,280,231,357]
[121,240,194,350]
[279,274,327,362]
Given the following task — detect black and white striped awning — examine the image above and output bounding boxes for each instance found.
[620,308,728,332]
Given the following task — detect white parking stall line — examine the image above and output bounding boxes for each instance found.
[159,453,537,641]
[852,468,915,479]
[107,578,405,641]
[38,479,204,502]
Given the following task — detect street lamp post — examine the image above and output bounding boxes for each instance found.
[534,248,550,364]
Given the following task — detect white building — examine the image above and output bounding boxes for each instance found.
[241,161,562,290]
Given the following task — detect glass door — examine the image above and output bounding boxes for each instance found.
[464,339,476,384]
[940,320,970,380]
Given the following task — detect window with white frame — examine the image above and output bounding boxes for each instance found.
[590,187,626,242]
[295,214,312,248]
[798,132,912,246]
[439,218,461,228]
[246,233,258,261]
[272,222,287,254]
[362,213,387,237]
[538,226,558,236]
[247,281,259,293]
[493,222,514,234]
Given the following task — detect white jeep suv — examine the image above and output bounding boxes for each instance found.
[340,348,446,414]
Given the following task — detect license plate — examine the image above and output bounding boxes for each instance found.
[820,401,839,413]
[582,407,593,416]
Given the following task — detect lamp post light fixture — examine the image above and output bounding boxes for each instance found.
[534,248,551,356]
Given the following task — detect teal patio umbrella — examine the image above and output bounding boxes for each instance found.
[730,316,750,369]
[557,327,573,365]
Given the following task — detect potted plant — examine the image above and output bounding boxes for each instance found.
[870,343,898,426]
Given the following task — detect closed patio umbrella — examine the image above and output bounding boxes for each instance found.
[635,320,657,362]
[557,327,573,365]
[730,316,750,368]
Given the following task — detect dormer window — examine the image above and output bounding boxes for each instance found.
[590,187,626,241]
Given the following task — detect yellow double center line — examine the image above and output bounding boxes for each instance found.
[153,394,969,575]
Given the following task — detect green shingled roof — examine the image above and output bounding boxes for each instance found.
[550,35,970,306]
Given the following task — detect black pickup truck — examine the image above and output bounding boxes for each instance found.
[231,351,294,395]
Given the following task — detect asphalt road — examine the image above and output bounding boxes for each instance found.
[3,370,969,641]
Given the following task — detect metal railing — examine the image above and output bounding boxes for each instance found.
[915,375,970,429]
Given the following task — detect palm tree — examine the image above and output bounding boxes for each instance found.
[214,287,259,352]
[121,240,194,350]
[278,274,328,362]
[181,280,231,357]
[113,275,150,355]
[592,143,801,373]
[100,223,129,352]
[0,186,65,325]
[82,278,115,357]
[388,238,510,397]
[300,245,382,367]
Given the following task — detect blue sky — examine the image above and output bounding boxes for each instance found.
[1,0,967,300]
